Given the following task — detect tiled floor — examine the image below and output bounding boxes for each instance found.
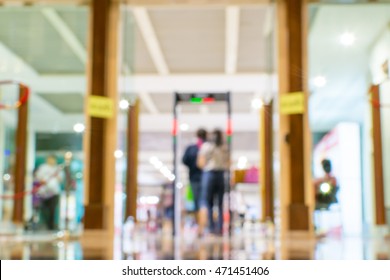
[1,227,390,260]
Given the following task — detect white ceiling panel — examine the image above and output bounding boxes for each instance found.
[122,11,158,74]
[237,7,271,72]
[308,4,390,132]
[0,7,85,74]
[148,7,225,73]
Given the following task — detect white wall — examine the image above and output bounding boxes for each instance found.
[380,81,390,209]
[313,123,363,237]
[370,28,390,85]
[361,101,374,230]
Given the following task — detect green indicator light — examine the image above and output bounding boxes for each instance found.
[190,97,203,103]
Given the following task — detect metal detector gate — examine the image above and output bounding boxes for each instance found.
[172,92,232,237]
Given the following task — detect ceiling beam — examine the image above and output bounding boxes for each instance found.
[138,91,159,114]
[40,112,260,133]
[0,42,37,78]
[263,5,274,37]
[0,42,63,119]
[31,112,260,133]
[41,8,87,64]
[137,113,261,132]
[133,7,169,75]
[34,73,277,93]
[225,6,240,74]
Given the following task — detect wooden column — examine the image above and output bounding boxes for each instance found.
[260,101,274,222]
[277,0,311,232]
[125,99,139,221]
[84,0,119,231]
[12,85,29,224]
[370,85,386,225]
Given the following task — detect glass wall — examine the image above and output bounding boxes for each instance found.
[0,4,89,232]
[308,2,390,243]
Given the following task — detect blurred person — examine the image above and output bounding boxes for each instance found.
[197,129,229,236]
[313,159,339,210]
[182,128,207,224]
[63,152,76,231]
[24,168,42,231]
[36,155,63,230]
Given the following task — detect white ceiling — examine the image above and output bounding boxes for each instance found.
[308,4,390,132]
[0,3,389,185]
[0,5,275,133]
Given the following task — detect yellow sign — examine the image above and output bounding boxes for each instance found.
[279,92,305,115]
[87,96,114,119]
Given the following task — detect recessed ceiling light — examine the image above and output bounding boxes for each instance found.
[313,76,327,88]
[340,32,356,47]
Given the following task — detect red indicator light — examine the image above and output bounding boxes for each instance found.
[226,118,232,136]
[172,119,178,136]
[203,97,215,103]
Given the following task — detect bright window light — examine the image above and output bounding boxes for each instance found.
[119,99,130,110]
[73,123,85,133]
[114,149,124,159]
[313,75,327,88]
[340,32,356,47]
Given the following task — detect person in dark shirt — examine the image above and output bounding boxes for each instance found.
[182,128,207,223]
[313,159,339,210]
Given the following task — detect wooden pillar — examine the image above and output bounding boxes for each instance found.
[260,101,274,222]
[125,99,139,221]
[370,85,386,225]
[277,0,311,233]
[12,85,29,224]
[83,0,119,231]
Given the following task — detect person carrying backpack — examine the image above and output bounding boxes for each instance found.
[182,128,207,226]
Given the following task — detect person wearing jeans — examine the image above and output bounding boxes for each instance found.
[201,170,225,234]
[197,129,229,236]
[36,155,63,231]
[182,128,207,224]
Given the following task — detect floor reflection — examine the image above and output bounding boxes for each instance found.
[1,230,390,260]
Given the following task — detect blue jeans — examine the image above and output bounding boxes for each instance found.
[200,171,225,233]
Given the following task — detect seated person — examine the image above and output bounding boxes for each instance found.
[313,159,339,210]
